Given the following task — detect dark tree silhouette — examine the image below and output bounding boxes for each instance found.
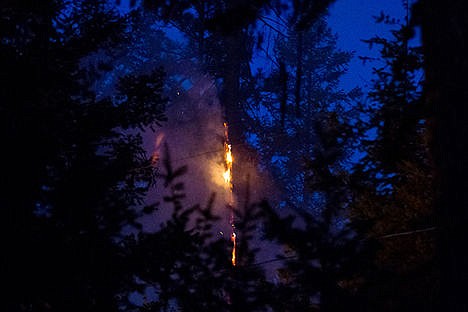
[417,0,468,310]
[349,11,437,311]
[2,0,457,310]
[1,1,166,310]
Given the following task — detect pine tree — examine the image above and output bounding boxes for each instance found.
[250,16,359,215]
[0,1,167,310]
[415,0,468,310]
[349,10,437,311]
[248,15,363,312]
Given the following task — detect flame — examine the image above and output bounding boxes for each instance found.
[223,168,231,184]
[226,146,233,163]
[224,122,236,266]
[223,123,233,189]
[231,232,237,266]
[223,143,233,186]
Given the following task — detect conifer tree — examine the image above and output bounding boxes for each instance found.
[1,1,167,310]
[414,0,468,309]
[250,16,359,215]
[349,10,437,311]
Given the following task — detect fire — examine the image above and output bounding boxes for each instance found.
[231,232,237,266]
[223,122,236,266]
[223,168,231,184]
[223,143,233,185]
[226,146,233,164]
[223,123,233,189]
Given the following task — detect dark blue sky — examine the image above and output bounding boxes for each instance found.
[116,0,410,93]
[327,0,407,91]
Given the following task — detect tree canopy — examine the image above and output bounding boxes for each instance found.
[2,0,464,310]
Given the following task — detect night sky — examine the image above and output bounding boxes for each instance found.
[328,0,407,91]
[116,0,409,92]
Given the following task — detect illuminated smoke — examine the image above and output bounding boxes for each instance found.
[141,75,278,270]
[141,76,236,236]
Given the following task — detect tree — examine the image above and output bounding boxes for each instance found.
[134,1,340,205]
[250,16,359,215]
[247,15,363,312]
[348,9,437,311]
[115,144,276,312]
[416,0,468,310]
[0,1,167,310]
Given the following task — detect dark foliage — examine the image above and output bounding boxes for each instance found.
[2,0,456,311]
[417,0,468,310]
[1,1,166,310]
[349,10,437,311]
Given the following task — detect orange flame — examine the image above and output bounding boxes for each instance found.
[224,122,236,266]
[223,143,233,186]
[231,232,237,266]
[223,123,233,189]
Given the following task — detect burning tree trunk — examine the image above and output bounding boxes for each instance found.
[223,122,236,266]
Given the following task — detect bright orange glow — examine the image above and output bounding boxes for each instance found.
[231,232,237,266]
[223,142,233,188]
[226,146,233,163]
[224,122,236,267]
[223,167,231,184]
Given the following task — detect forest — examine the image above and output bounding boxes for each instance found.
[1,0,466,311]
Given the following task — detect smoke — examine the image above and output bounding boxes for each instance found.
[140,75,233,233]
[139,74,285,277]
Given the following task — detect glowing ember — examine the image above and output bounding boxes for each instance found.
[223,125,233,189]
[231,232,237,266]
[224,122,236,266]
[223,166,231,184]
[226,146,233,164]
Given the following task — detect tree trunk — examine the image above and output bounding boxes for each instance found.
[422,1,468,310]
